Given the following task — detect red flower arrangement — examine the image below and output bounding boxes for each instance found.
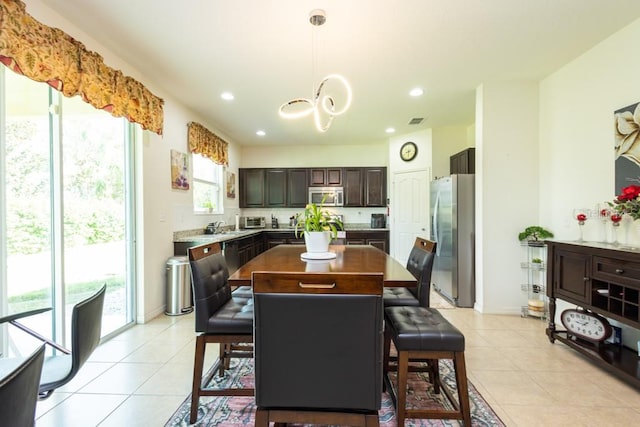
[609,185,640,220]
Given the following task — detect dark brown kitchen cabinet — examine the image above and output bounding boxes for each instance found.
[239,168,265,208]
[345,230,389,254]
[265,169,287,207]
[263,231,304,249]
[343,168,364,207]
[364,167,386,207]
[287,168,308,207]
[344,167,387,207]
[450,148,475,174]
[240,166,386,208]
[309,168,342,186]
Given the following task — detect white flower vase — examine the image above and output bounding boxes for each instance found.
[304,231,331,253]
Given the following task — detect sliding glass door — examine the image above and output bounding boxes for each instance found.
[1,67,136,356]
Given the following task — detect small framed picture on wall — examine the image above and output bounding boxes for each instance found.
[171,149,190,190]
[227,171,236,198]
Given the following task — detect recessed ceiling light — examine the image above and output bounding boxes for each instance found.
[221,92,234,100]
[385,127,395,134]
[409,88,424,97]
[256,130,266,136]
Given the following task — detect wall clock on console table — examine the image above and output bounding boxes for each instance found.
[400,141,417,161]
[560,308,612,346]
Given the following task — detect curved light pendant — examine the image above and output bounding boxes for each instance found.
[279,73,352,133]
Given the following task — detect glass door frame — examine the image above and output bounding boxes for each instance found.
[0,68,137,355]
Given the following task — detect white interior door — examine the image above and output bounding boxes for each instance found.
[391,169,430,264]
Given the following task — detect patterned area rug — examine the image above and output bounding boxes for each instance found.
[166,357,503,427]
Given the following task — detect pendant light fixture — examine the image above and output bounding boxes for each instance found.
[279,9,352,133]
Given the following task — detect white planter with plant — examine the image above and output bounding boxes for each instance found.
[295,201,343,254]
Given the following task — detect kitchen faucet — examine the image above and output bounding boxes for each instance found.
[214,220,225,233]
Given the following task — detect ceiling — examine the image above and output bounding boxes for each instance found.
[36,0,640,146]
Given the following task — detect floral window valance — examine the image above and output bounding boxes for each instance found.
[0,0,164,135]
[188,122,229,166]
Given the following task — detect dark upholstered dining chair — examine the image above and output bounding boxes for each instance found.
[0,284,105,400]
[382,238,438,386]
[0,344,45,427]
[383,237,437,308]
[252,271,384,427]
[188,242,254,424]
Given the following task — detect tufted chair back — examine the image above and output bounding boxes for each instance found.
[253,271,384,415]
[189,243,232,333]
[405,238,437,307]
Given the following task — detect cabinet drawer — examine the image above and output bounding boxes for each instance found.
[592,256,640,288]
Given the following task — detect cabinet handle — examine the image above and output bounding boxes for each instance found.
[583,277,589,282]
[615,268,624,274]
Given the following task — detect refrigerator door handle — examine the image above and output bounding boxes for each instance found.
[432,191,441,256]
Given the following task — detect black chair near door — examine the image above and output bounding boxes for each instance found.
[382,237,436,308]
[252,271,384,427]
[188,242,254,424]
[382,238,440,392]
[0,344,45,427]
[0,284,106,399]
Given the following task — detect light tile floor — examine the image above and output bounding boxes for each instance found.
[34,302,640,426]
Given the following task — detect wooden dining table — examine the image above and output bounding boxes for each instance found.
[228,244,417,288]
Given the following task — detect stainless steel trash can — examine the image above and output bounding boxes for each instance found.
[165,256,193,315]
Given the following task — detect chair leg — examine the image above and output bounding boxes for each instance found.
[190,334,206,424]
[429,358,440,394]
[453,352,472,426]
[396,350,409,427]
[255,408,269,427]
[365,413,380,427]
[383,327,391,375]
[218,343,227,377]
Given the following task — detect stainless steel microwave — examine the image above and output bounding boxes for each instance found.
[308,187,344,206]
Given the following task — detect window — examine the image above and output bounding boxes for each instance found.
[192,153,224,214]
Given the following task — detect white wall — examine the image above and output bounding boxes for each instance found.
[540,18,640,245]
[240,144,388,168]
[539,17,640,345]
[431,125,472,179]
[475,81,540,314]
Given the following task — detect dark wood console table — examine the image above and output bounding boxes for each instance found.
[546,240,640,388]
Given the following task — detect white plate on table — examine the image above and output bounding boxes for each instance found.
[300,252,337,260]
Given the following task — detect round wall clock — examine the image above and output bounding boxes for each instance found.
[400,141,418,161]
[560,308,612,343]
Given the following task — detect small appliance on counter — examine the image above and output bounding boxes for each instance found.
[242,216,266,229]
[371,213,386,229]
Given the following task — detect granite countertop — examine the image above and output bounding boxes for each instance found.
[173,224,388,242]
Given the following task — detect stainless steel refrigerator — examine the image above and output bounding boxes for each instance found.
[430,174,475,307]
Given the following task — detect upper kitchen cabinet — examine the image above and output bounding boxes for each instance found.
[450,147,475,174]
[240,166,386,208]
[265,169,287,207]
[239,168,265,208]
[344,167,387,207]
[308,168,342,186]
[364,167,387,207]
[287,168,308,207]
[343,168,364,207]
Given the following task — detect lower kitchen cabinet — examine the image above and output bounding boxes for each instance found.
[263,231,305,249]
[345,230,389,254]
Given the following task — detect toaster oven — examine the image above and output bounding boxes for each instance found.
[243,216,266,229]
